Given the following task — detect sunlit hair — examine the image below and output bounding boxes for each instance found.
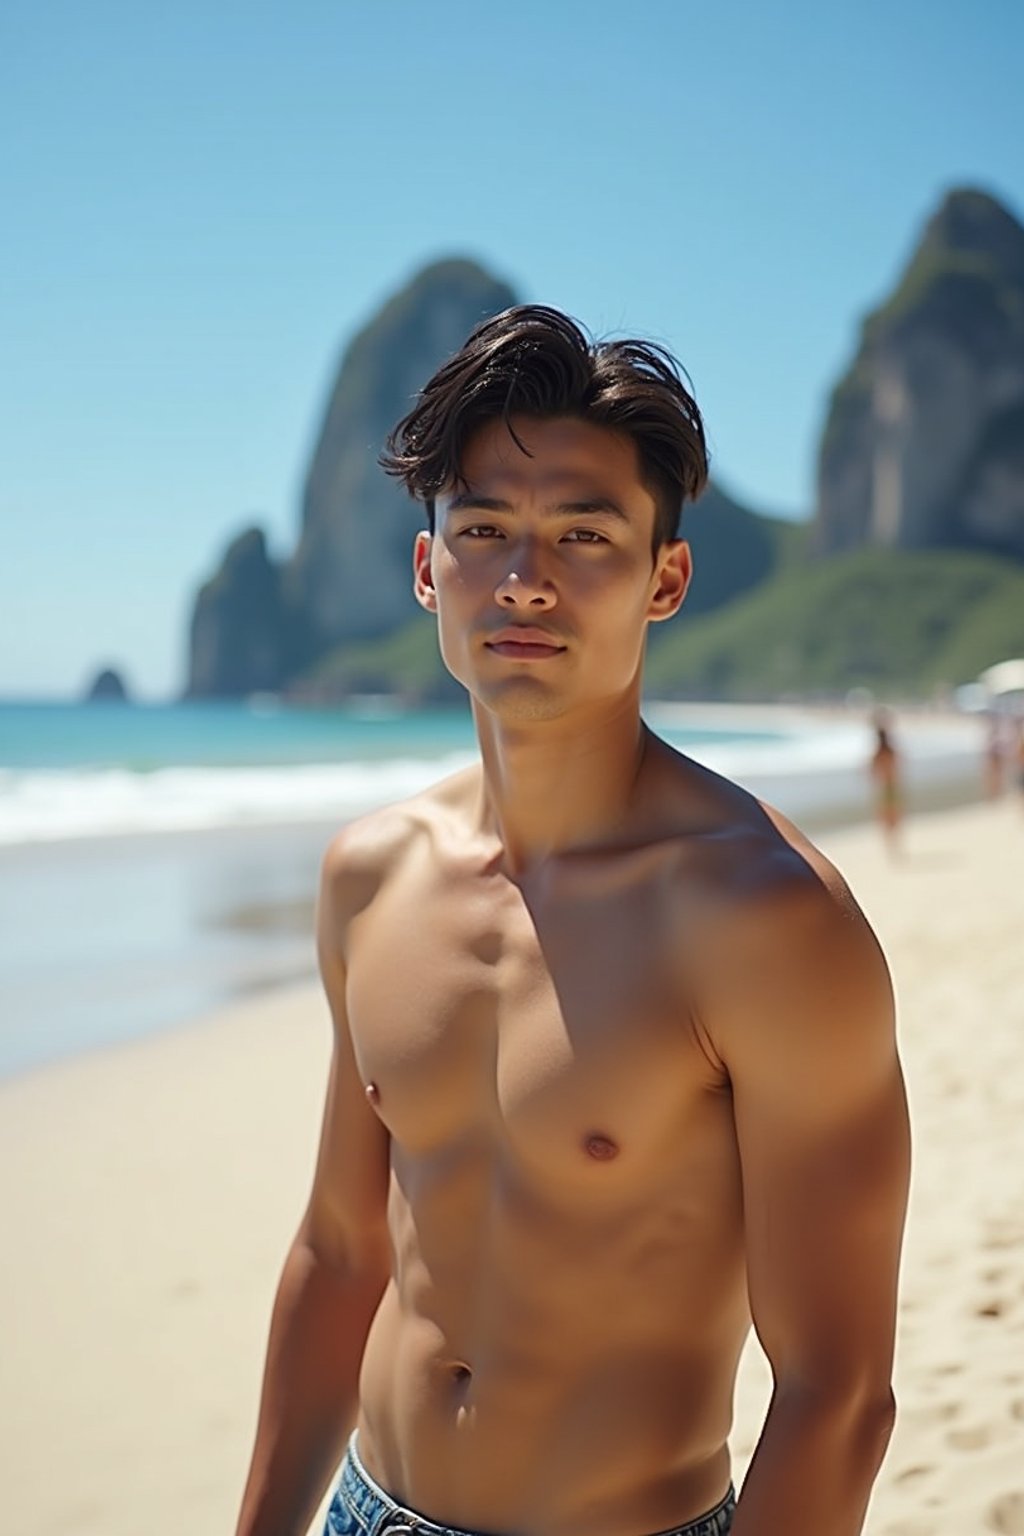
[381,305,709,551]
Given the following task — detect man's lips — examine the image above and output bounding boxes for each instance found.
[484,627,567,659]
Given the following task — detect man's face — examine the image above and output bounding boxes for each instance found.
[413,416,691,723]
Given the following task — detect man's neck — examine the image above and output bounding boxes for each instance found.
[470,695,651,877]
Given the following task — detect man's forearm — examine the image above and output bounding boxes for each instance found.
[235,1229,389,1536]
[729,1382,896,1536]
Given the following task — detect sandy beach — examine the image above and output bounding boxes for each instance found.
[2,795,1023,1535]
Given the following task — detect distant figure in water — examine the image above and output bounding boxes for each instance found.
[870,711,903,857]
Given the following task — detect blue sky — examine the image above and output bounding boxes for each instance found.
[2,0,1022,698]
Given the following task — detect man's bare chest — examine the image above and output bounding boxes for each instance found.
[344,860,714,1170]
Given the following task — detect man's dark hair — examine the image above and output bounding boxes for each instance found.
[381,305,709,551]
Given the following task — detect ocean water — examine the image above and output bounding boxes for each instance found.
[0,699,480,843]
[0,698,817,843]
[0,695,932,842]
[0,698,978,1077]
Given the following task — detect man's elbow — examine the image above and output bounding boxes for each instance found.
[778,1375,897,1470]
[841,1384,897,1486]
[860,1385,897,1466]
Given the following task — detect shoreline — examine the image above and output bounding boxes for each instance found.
[2,795,1023,1534]
[0,698,983,850]
[0,704,992,1082]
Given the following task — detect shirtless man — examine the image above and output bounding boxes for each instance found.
[235,307,910,1536]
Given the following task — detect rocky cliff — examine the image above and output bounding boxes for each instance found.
[188,527,288,697]
[814,188,1024,560]
[85,666,130,702]
[185,258,795,699]
[286,259,519,655]
[187,260,517,698]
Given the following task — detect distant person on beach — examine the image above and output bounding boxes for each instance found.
[869,711,903,857]
[236,308,910,1536]
[983,712,1007,800]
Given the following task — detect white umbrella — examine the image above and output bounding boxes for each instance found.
[978,659,1024,697]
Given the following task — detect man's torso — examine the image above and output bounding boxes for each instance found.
[335,741,806,1536]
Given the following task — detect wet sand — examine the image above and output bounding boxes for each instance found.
[2,796,1023,1534]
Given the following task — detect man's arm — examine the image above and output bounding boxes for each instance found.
[707,843,910,1536]
[235,830,392,1536]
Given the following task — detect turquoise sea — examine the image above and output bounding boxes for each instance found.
[0,698,791,843]
[0,699,978,1078]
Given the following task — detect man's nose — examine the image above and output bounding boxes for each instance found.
[494,543,556,608]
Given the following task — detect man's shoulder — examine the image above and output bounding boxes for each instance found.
[726,800,853,928]
[654,742,862,954]
[664,767,888,1053]
[704,805,859,959]
[320,763,481,905]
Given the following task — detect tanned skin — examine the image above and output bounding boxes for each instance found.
[236,418,910,1536]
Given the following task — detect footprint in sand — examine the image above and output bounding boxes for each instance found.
[976,1299,1010,1319]
[948,1424,993,1450]
[1011,1400,1024,1422]
[894,1465,934,1484]
[988,1491,1024,1535]
[982,1227,1024,1253]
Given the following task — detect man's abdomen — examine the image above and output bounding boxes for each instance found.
[355,1252,747,1536]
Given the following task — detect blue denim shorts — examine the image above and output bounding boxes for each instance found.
[325,1432,735,1536]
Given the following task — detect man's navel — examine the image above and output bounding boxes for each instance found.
[583,1132,620,1162]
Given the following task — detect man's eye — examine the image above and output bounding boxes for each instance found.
[462,525,502,538]
[564,529,606,544]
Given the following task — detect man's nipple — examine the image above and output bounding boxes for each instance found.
[584,1132,619,1162]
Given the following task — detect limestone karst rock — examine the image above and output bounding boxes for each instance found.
[286,259,519,658]
[187,527,288,698]
[186,259,517,697]
[85,666,130,702]
[814,188,1024,561]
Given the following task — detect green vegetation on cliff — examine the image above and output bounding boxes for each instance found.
[678,486,807,616]
[644,548,1024,700]
[302,547,1024,704]
[302,614,457,704]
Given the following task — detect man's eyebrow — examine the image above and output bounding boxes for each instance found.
[444,493,630,522]
[552,498,630,522]
[445,493,514,514]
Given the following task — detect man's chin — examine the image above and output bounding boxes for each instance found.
[463,674,571,725]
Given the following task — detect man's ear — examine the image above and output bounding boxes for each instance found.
[413,530,437,613]
[647,539,692,624]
